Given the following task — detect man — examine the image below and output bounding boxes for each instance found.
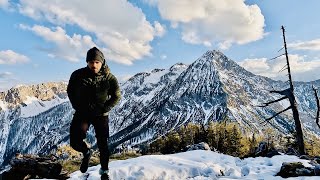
[67,47,121,180]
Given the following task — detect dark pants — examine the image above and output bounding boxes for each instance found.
[70,113,110,170]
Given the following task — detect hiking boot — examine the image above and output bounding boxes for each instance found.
[99,168,110,180]
[80,149,93,173]
[101,173,110,180]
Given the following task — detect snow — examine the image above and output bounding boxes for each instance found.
[0,100,7,110]
[144,69,168,84]
[68,150,319,180]
[20,96,69,117]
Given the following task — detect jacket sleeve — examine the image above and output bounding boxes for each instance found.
[67,71,79,110]
[103,74,121,113]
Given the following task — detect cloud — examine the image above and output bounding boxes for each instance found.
[17,0,166,65]
[160,54,167,60]
[0,72,19,92]
[0,0,9,9]
[154,21,166,37]
[151,0,265,48]
[0,72,12,78]
[239,55,320,81]
[288,39,320,51]
[0,0,14,11]
[20,24,96,62]
[0,50,29,65]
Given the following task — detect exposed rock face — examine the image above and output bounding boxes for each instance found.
[0,82,67,108]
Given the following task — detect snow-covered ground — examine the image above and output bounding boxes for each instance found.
[68,150,319,180]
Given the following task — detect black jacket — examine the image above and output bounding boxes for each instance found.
[67,66,121,116]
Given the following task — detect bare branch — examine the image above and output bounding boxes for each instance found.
[262,106,292,124]
[278,46,284,52]
[279,65,288,73]
[270,88,291,96]
[258,96,288,107]
[268,53,285,61]
[312,85,320,129]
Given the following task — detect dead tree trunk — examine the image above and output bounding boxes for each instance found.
[312,86,320,129]
[281,26,305,155]
[260,26,305,155]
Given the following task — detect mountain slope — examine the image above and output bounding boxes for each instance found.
[108,50,320,148]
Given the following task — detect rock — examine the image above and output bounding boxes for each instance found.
[0,82,67,108]
[187,142,211,151]
[0,154,68,179]
[253,142,281,158]
[295,168,313,176]
[266,150,281,158]
[314,165,320,176]
[286,147,299,156]
[276,162,315,178]
[255,142,267,156]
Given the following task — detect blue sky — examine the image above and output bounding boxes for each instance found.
[1,0,320,91]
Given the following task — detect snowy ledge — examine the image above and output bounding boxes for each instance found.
[68,150,319,180]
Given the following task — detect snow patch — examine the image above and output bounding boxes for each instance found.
[144,69,168,84]
[0,100,7,110]
[20,96,69,117]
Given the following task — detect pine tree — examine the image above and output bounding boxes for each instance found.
[249,133,257,154]
[161,132,181,154]
[216,121,227,153]
[227,124,242,156]
[264,128,276,150]
[206,122,216,150]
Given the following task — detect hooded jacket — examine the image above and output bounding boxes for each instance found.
[67,65,121,116]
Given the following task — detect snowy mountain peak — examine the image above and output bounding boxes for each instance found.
[194,49,254,79]
[169,63,188,71]
[0,82,68,109]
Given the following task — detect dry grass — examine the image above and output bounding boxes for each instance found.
[110,151,142,161]
[56,145,142,175]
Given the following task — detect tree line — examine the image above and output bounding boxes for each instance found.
[144,122,320,157]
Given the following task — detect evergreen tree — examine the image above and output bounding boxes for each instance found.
[161,132,181,154]
[206,122,216,150]
[264,128,276,150]
[227,124,242,156]
[249,133,257,154]
[216,121,227,153]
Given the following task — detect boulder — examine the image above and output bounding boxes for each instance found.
[0,154,68,180]
[266,150,281,158]
[276,162,316,178]
[187,142,211,151]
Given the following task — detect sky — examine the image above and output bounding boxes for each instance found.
[68,150,318,180]
[1,0,320,91]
